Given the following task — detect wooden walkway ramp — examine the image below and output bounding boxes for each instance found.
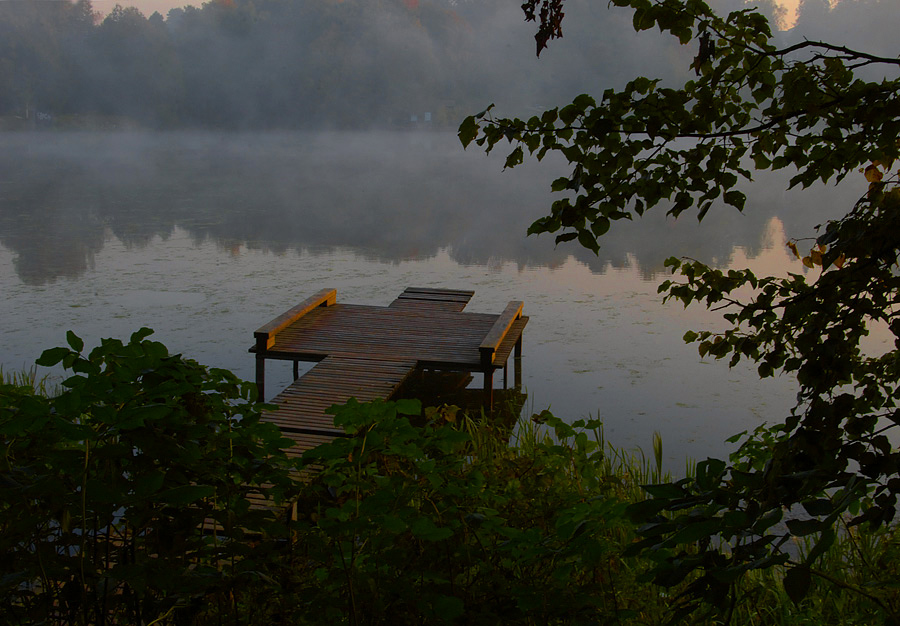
[264,356,417,456]
[251,287,527,456]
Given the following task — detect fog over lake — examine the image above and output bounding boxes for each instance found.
[0,130,873,466]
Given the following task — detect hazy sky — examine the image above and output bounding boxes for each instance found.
[92,0,189,17]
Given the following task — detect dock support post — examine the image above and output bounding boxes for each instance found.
[483,371,493,409]
[256,355,266,403]
[514,336,522,390]
[481,351,494,411]
[293,361,299,381]
[255,336,268,403]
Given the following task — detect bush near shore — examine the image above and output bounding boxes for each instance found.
[1,331,898,625]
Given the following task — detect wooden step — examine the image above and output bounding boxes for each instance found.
[389,286,475,312]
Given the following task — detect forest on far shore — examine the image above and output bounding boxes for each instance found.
[0,0,492,129]
[0,0,814,131]
[1,0,891,131]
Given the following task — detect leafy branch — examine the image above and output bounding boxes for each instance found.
[462,0,900,616]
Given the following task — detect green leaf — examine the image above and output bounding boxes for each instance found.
[474,104,494,119]
[577,230,599,253]
[36,347,70,367]
[143,340,168,361]
[134,471,166,497]
[783,565,811,604]
[724,190,746,211]
[786,517,822,537]
[53,390,84,416]
[642,482,685,499]
[410,518,453,541]
[505,146,524,169]
[695,458,726,490]
[801,498,833,517]
[380,515,408,534]
[66,331,84,353]
[458,115,478,147]
[117,404,172,429]
[559,103,580,125]
[431,595,464,620]
[130,327,154,343]
[626,498,671,522]
[632,7,650,31]
[670,518,721,544]
[590,217,611,237]
[572,93,596,110]
[631,77,653,95]
[663,257,681,269]
[394,398,421,416]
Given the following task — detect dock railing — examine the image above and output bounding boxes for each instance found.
[253,288,336,400]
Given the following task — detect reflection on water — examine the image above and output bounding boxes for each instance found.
[0,130,857,285]
[0,131,867,467]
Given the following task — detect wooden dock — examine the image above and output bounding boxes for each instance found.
[250,287,527,455]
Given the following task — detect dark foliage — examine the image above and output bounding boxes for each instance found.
[462,0,900,615]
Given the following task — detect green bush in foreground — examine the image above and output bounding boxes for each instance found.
[0,329,298,625]
[290,401,642,625]
[2,332,899,625]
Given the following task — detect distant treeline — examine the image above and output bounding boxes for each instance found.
[0,0,482,129]
[1,0,889,130]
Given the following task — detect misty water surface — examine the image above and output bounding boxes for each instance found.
[0,130,867,466]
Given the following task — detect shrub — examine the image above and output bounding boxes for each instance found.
[0,329,298,626]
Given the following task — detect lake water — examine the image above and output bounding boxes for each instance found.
[0,130,867,468]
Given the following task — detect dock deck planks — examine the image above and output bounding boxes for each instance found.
[252,287,526,457]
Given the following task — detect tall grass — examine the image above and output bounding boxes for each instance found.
[0,366,54,395]
[458,402,900,625]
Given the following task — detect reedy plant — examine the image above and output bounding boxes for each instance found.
[0,366,53,395]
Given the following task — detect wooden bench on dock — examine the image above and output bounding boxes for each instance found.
[250,287,527,455]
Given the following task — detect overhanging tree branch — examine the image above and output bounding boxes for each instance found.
[462,0,900,618]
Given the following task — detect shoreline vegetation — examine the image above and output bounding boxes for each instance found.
[1,331,897,625]
[0,113,463,133]
[0,114,144,132]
